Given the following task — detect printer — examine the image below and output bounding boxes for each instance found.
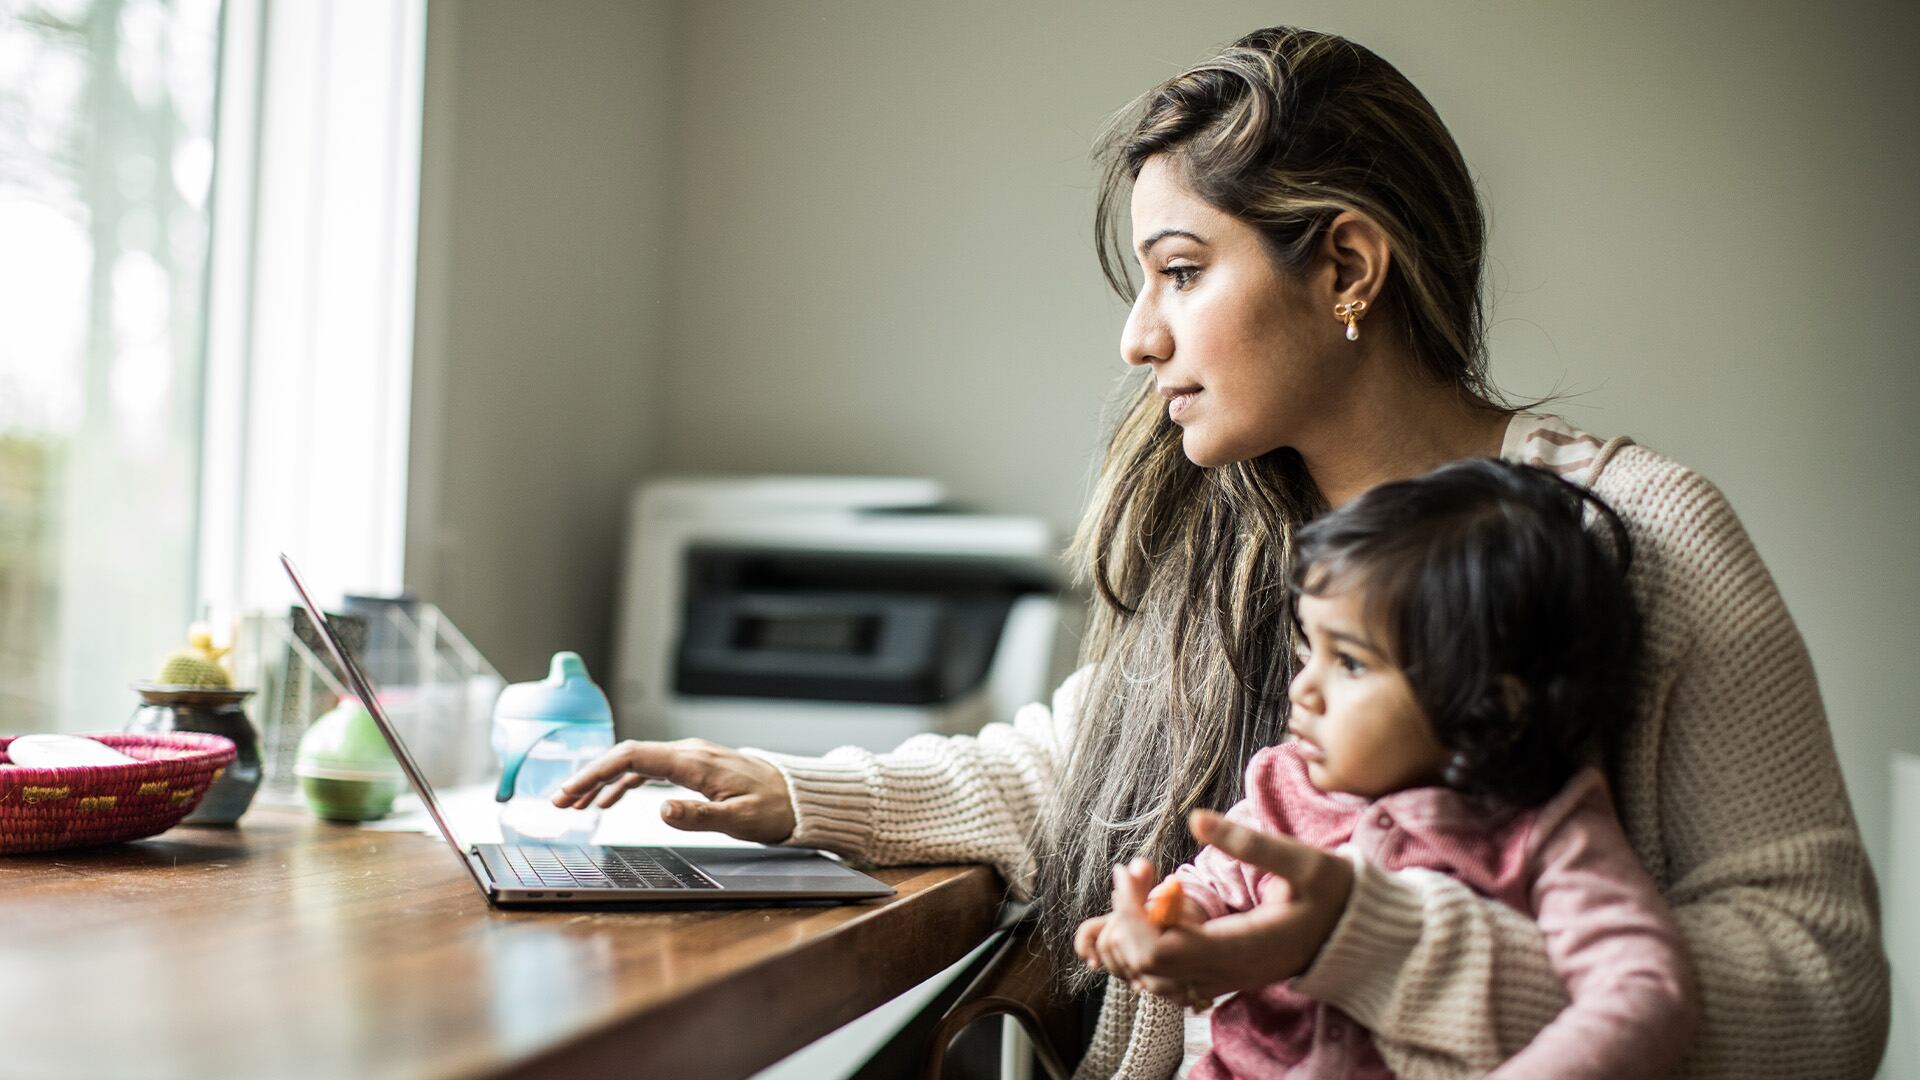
[610,477,1080,756]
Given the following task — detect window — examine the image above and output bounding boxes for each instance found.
[0,0,221,731]
[2,0,425,732]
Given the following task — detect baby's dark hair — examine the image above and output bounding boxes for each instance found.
[1290,458,1641,808]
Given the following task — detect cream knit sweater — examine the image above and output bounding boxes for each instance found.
[748,416,1890,1078]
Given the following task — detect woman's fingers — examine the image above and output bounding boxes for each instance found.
[1191,808,1355,946]
[660,796,736,831]
[550,739,797,844]
[554,741,684,807]
[553,739,735,804]
[1137,898,1333,993]
[591,773,646,809]
[1095,836,1351,1002]
[1189,809,1320,885]
[657,793,776,843]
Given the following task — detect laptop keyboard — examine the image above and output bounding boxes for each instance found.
[499,844,721,891]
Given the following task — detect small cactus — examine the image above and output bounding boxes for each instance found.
[154,621,233,688]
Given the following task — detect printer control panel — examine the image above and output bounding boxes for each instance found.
[674,547,1050,706]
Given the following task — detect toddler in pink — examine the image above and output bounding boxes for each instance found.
[1078,459,1698,1078]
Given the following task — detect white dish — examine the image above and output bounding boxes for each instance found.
[4,734,139,768]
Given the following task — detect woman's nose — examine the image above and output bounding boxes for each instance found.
[1120,289,1169,368]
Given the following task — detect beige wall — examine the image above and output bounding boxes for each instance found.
[412,0,1920,956]
[409,0,679,684]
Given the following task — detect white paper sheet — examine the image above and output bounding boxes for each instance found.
[359,780,755,848]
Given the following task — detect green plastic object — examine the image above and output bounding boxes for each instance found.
[295,699,403,822]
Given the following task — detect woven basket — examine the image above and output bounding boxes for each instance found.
[0,732,239,854]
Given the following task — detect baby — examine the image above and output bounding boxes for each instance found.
[1076,458,1698,1079]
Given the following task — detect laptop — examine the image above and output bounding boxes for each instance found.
[281,553,895,907]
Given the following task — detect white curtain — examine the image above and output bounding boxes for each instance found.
[198,0,426,620]
[1,0,220,731]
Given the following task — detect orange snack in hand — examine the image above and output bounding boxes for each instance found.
[1146,879,1185,928]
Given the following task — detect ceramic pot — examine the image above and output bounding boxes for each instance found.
[127,685,262,825]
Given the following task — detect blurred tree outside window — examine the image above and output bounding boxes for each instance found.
[1,0,220,731]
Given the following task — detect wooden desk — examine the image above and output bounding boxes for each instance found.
[0,805,1003,1080]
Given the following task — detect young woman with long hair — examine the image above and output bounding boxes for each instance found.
[557,27,1888,1078]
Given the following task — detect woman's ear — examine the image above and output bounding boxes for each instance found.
[1318,211,1392,309]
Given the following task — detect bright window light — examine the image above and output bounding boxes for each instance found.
[0,0,221,731]
[1,0,425,732]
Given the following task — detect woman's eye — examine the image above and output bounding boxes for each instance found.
[1336,652,1366,675]
[1160,264,1200,290]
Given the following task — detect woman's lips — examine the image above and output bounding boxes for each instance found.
[1168,390,1201,419]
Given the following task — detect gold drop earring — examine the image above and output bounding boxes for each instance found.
[1334,299,1367,341]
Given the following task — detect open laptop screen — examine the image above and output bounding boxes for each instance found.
[280,553,488,891]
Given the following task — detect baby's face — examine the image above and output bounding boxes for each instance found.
[1287,589,1450,798]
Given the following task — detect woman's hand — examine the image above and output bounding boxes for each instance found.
[550,738,796,845]
[1107,809,1355,1005]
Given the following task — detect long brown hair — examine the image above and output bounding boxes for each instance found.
[1033,26,1499,993]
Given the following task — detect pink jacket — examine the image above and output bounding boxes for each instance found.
[1173,743,1698,1079]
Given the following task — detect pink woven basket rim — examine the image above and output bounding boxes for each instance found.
[0,732,237,782]
[0,733,239,854]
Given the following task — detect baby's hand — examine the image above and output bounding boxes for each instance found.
[1072,913,1114,969]
[1074,863,1210,983]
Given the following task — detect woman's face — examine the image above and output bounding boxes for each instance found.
[1121,156,1339,467]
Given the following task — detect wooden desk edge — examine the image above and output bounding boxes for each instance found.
[481,863,1006,1080]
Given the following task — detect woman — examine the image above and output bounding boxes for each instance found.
[556,27,1888,1078]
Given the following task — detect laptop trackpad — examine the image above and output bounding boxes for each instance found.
[691,848,863,878]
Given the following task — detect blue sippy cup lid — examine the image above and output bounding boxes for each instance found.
[492,651,612,724]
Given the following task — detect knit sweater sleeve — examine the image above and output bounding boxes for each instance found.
[1293,448,1890,1078]
[1071,980,1187,1080]
[738,666,1086,898]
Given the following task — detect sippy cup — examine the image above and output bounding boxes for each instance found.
[492,651,614,846]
